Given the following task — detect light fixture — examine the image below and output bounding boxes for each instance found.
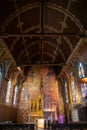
[79,77,87,83]
[17,66,21,71]
[78,63,87,83]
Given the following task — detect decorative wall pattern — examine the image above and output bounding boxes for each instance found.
[58,81,64,116]
[43,67,59,120]
[18,66,59,123]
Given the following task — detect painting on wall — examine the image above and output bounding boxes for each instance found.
[18,66,59,123]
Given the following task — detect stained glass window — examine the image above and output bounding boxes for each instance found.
[13,85,18,106]
[64,79,69,103]
[70,73,76,101]
[0,65,2,85]
[78,62,85,78]
[81,83,87,98]
[6,79,12,104]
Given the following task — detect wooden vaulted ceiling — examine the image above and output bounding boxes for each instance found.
[0,0,87,75]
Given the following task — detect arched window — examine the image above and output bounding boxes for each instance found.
[13,85,18,106]
[0,65,2,85]
[6,79,12,104]
[70,73,76,101]
[81,83,87,98]
[64,79,69,103]
[78,62,85,78]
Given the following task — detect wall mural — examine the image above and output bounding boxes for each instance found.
[43,67,59,121]
[17,66,59,123]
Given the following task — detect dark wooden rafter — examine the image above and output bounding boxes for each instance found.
[66,38,84,63]
[17,62,67,67]
[14,0,29,59]
[40,0,44,63]
[41,0,44,34]
[0,32,85,38]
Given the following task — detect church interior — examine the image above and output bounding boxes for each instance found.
[0,0,87,129]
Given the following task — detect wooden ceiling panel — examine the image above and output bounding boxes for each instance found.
[66,35,79,48]
[43,53,53,63]
[18,53,28,64]
[70,0,87,29]
[43,43,55,57]
[29,53,41,64]
[0,0,86,75]
[64,17,82,33]
[49,0,69,9]
[59,38,72,60]
[17,0,39,9]
[3,17,20,33]
[44,6,64,31]
[11,41,25,59]
[5,37,16,50]
[0,1,15,26]
[78,43,87,55]
[20,7,39,31]
[29,43,40,56]
[43,37,57,47]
